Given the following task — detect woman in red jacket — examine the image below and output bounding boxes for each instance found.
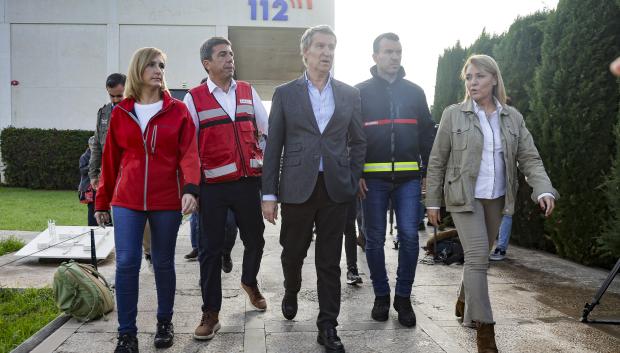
[95,47,200,353]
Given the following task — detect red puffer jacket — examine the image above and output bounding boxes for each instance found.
[95,91,200,212]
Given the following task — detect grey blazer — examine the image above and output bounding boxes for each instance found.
[262,76,366,204]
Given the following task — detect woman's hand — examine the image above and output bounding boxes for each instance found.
[539,196,555,218]
[427,208,441,227]
[181,194,198,215]
[94,211,111,227]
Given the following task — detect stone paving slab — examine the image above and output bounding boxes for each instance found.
[3,217,620,352]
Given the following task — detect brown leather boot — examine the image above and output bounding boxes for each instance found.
[476,322,498,353]
[455,298,465,318]
[194,310,220,340]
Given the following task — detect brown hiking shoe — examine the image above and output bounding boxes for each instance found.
[241,283,267,311]
[476,322,498,353]
[193,311,220,340]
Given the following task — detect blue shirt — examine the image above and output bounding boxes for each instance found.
[305,72,335,171]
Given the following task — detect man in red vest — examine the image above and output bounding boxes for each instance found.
[183,37,269,341]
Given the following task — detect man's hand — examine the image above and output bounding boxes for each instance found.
[358,178,368,199]
[427,208,441,227]
[538,196,555,218]
[262,200,278,225]
[181,194,198,215]
[94,211,111,227]
[90,178,99,190]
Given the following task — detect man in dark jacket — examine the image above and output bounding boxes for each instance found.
[355,32,436,328]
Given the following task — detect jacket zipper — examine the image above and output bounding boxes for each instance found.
[176,169,181,199]
[387,86,396,181]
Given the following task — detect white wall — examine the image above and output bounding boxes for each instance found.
[2,0,334,131]
[10,24,107,129]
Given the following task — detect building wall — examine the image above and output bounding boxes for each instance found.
[0,0,334,131]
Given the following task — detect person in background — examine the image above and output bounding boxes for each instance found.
[343,200,362,285]
[490,214,512,261]
[426,54,558,353]
[78,137,96,226]
[95,47,200,353]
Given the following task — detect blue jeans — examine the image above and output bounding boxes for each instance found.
[112,206,181,335]
[363,178,421,297]
[496,215,513,251]
[190,211,199,249]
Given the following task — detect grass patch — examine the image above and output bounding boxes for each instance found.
[0,287,60,353]
[0,187,86,231]
[0,237,25,256]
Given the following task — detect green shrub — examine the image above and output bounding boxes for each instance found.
[529,0,620,266]
[0,127,93,190]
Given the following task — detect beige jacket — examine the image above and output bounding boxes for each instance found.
[425,99,559,215]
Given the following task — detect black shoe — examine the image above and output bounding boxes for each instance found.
[184,248,198,260]
[418,222,426,231]
[281,291,298,320]
[346,266,362,285]
[317,327,345,353]
[144,253,151,263]
[393,240,399,250]
[154,321,174,348]
[221,253,233,273]
[393,295,416,327]
[371,295,390,321]
[115,334,138,353]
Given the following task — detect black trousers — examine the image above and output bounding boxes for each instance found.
[343,199,358,268]
[198,177,265,312]
[280,174,348,329]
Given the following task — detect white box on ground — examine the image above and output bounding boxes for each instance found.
[15,226,115,260]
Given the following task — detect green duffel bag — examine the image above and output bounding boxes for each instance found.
[53,260,115,321]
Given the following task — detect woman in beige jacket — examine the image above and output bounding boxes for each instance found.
[425,54,559,353]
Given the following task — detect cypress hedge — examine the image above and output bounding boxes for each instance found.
[0,127,93,190]
[529,0,620,266]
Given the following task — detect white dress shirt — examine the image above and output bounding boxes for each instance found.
[183,77,269,137]
[473,99,506,199]
[305,72,335,171]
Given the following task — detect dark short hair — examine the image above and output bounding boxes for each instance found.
[106,73,126,88]
[200,37,232,62]
[373,33,400,53]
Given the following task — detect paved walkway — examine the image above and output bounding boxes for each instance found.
[2,219,620,353]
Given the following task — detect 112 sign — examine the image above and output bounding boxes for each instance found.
[248,0,288,21]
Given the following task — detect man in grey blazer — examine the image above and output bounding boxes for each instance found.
[261,25,366,353]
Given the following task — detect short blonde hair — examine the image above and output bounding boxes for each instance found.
[461,54,506,105]
[124,47,169,100]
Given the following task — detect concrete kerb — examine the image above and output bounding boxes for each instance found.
[9,314,71,353]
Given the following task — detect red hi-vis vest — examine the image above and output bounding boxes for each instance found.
[189,81,263,183]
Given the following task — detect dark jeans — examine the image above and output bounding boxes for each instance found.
[343,199,358,268]
[87,202,97,226]
[112,206,181,335]
[198,178,265,312]
[363,178,421,297]
[280,174,348,329]
[190,210,237,252]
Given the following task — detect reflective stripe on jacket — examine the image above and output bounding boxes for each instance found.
[355,66,436,181]
[189,81,263,183]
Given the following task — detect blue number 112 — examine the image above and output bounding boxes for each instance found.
[249,0,269,20]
